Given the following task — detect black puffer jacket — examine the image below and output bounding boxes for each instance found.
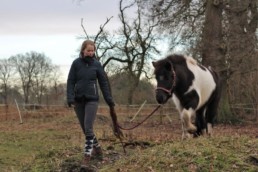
[66,56,114,106]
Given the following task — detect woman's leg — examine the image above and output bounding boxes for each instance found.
[84,101,98,136]
[74,101,86,134]
[84,101,98,156]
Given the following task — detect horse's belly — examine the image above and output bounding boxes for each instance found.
[196,79,216,109]
[189,68,216,109]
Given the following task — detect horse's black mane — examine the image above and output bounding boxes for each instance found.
[167,54,187,64]
[155,54,186,68]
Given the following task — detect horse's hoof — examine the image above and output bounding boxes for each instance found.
[187,125,197,134]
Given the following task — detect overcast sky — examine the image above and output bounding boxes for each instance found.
[0,0,124,80]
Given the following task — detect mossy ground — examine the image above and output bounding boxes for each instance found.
[0,113,257,172]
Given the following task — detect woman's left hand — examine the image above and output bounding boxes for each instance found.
[109,106,123,138]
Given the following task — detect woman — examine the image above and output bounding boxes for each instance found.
[66,40,115,167]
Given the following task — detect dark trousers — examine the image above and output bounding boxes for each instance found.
[74,101,98,137]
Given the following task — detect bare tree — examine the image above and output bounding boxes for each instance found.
[10,52,53,104]
[48,65,63,104]
[139,0,206,56]
[0,58,14,105]
[80,17,128,70]
[109,0,160,104]
[31,55,53,104]
[80,0,160,104]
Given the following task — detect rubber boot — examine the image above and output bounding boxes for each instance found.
[81,135,94,168]
[92,135,103,160]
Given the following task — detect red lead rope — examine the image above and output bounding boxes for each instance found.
[110,105,161,154]
[117,105,161,130]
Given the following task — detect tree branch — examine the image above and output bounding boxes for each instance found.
[103,57,130,69]
[81,18,89,39]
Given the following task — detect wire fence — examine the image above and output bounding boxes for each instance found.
[0,102,257,124]
[0,102,178,124]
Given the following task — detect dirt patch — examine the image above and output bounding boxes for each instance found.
[60,149,122,172]
[60,158,81,172]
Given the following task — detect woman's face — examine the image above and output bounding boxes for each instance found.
[83,44,95,57]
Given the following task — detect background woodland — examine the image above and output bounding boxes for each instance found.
[0,0,257,123]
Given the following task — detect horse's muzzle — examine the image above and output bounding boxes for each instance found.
[156,93,168,104]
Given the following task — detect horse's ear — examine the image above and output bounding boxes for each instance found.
[152,61,157,68]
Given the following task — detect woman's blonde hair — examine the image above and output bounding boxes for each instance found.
[80,40,96,55]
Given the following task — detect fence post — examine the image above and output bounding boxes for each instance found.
[130,100,147,122]
[15,99,23,124]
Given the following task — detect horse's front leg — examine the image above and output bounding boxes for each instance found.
[181,108,197,135]
[181,121,192,140]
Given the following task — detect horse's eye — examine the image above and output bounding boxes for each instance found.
[159,76,164,81]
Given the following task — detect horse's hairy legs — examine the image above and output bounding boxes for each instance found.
[181,121,192,140]
[207,123,213,137]
[181,108,197,134]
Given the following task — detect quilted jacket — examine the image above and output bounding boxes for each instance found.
[66,56,114,106]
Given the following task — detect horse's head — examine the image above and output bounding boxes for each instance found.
[152,59,176,104]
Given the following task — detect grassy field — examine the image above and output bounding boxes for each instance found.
[0,109,257,172]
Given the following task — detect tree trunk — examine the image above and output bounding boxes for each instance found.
[127,75,138,105]
[201,0,231,121]
[226,0,258,120]
[202,0,224,69]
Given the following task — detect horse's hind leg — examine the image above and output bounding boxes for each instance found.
[205,93,220,137]
[194,107,207,137]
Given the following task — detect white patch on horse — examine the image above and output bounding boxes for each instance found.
[172,94,182,112]
[185,57,216,110]
[186,56,197,65]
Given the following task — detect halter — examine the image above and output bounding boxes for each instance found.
[155,62,176,96]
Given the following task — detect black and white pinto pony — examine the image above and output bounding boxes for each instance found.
[152,54,221,139]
